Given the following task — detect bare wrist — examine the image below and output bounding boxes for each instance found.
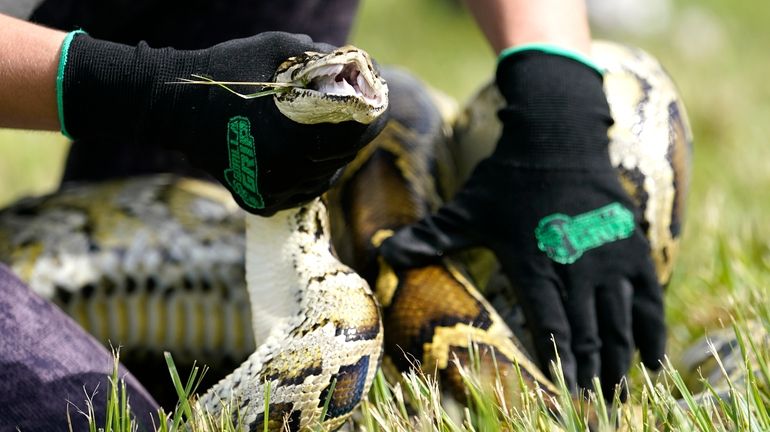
[0,14,67,131]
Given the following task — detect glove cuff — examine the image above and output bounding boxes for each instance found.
[56,30,87,139]
[495,49,614,170]
[60,33,210,142]
[498,43,604,76]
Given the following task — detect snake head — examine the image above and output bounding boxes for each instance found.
[273,45,389,125]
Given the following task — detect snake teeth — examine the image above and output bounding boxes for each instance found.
[274,45,389,124]
[302,59,385,107]
[307,63,380,103]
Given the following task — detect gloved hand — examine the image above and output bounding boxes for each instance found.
[379,47,665,398]
[58,31,385,215]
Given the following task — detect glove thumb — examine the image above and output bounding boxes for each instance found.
[379,201,479,269]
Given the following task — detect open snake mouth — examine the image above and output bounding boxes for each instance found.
[275,46,388,112]
[308,63,378,101]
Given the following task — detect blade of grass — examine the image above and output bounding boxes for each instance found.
[164,351,194,429]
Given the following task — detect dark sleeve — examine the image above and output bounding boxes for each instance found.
[29,0,360,48]
[0,264,160,431]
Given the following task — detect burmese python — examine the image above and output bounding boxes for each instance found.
[0,41,692,429]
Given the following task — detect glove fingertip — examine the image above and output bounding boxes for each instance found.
[379,228,444,269]
[626,264,667,371]
[640,335,666,371]
[378,199,479,269]
[634,313,666,371]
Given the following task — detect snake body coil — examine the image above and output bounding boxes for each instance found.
[0,41,692,429]
[199,202,382,430]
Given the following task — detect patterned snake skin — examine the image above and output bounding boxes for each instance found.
[0,41,692,429]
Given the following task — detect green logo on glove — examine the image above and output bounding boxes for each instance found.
[535,202,635,264]
[224,116,264,210]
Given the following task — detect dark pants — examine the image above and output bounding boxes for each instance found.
[0,264,159,431]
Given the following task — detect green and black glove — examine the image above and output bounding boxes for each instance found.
[379,46,665,398]
[58,31,385,215]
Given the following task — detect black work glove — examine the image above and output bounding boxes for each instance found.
[59,31,385,215]
[380,49,665,398]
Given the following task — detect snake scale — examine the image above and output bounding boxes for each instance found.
[0,41,691,429]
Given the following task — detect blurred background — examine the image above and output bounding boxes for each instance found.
[1,0,769,359]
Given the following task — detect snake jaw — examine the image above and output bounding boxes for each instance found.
[307,62,383,105]
[274,46,389,124]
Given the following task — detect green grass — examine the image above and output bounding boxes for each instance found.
[86,302,770,431]
[0,128,67,206]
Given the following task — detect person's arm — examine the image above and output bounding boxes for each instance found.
[382,0,665,399]
[0,13,65,130]
[0,14,385,216]
[463,0,591,55]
